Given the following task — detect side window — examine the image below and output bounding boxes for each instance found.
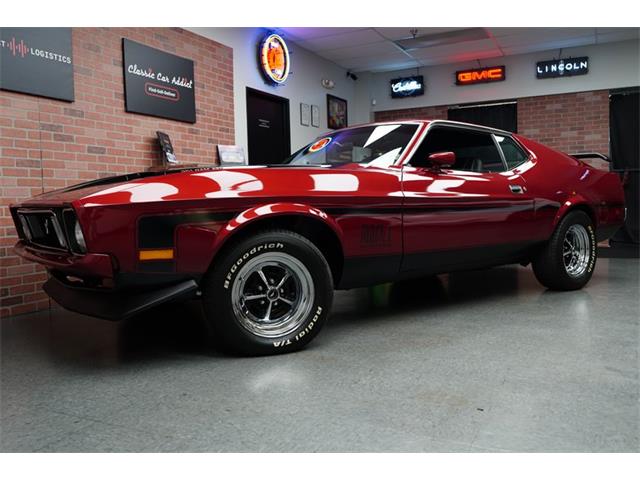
[412,126,506,173]
[495,135,529,170]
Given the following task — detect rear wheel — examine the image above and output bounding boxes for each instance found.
[532,211,597,290]
[202,230,333,355]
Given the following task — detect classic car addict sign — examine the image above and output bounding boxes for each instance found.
[122,39,196,123]
[456,66,505,86]
[390,75,424,98]
[0,28,74,101]
[536,57,589,79]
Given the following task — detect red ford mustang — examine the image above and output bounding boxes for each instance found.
[10,120,625,355]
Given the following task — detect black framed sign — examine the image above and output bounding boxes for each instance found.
[536,57,589,79]
[0,28,74,102]
[327,94,347,130]
[390,75,424,98]
[122,38,196,123]
[456,66,506,86]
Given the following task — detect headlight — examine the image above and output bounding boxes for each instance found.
[74,219,87,253]
[62,208,87,254]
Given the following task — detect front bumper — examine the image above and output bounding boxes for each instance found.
[15,240,199,320]
[43,276,198,321]
[14,241,114,279]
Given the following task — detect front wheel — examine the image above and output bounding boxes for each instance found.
[532,211,597,291]
[202,230,333,355]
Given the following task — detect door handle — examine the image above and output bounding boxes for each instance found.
[509,184,525,194]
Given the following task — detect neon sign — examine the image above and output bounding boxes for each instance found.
[308,137,332,153]
[536,57,588,79]
[456,66,505,86]
[390,75,424,98]
[259,33,290,85]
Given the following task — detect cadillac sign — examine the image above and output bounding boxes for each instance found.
[390,75,424,98]
[536,57,589,79]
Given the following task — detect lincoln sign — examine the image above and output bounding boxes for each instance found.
[536,57,589,79]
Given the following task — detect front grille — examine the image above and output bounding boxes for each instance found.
[16,209,68,251]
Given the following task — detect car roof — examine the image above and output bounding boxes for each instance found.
[341,119,513,137]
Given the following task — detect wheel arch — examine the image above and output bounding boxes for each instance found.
[209,204,345,286]
[553,196,597,229]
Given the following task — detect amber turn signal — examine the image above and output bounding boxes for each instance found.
[139,249,174,261]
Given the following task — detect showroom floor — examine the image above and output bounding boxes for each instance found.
[1,258,638,452]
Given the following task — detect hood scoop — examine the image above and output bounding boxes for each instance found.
[63,165,208,193]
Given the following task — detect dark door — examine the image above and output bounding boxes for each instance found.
[448,101,517,132]
[610,88,640,246]
[246,87,290,165]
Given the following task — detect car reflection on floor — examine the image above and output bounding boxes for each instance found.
[0,264,573,363]
[1,258,638,452]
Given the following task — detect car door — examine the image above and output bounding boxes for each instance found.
[400,125,535,274]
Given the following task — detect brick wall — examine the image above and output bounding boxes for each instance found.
[374,90,611,157]
[1,27,234,318]
[518,90,610,155]
[374,105,449,123]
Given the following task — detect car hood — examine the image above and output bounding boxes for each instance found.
[16,164,400,208]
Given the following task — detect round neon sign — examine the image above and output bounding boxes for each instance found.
[260,33,290,85]
[308,137,332,153]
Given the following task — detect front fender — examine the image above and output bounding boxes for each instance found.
[210,201,343,263]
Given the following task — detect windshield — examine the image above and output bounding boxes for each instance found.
[284,124,419,167]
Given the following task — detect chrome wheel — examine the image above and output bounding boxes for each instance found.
[230,252,314,338]
[563,224,591,278]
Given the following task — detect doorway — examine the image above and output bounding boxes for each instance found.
[246,87,291,165]
[448,101,518,132]
[609,88,639,247]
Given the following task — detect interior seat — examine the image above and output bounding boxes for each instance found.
[469,158,483,172]
[454,157,483,171]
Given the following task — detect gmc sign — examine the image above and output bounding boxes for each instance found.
[456,66,506,86]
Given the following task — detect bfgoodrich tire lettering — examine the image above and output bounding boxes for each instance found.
[202,230,333,355]
[532,210,597,291]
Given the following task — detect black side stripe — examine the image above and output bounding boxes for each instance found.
[325,204,528,216]
[324,207,403,216]
[138,212,236,249]
[138,203,536,249]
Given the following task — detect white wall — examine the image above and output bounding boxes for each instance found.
[186,29,638,156]
[188,27,365,158]
[365,40,640,114]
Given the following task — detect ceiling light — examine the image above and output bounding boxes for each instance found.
[395,28,489,51]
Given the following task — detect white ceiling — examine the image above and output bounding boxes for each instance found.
[278,27,640,73]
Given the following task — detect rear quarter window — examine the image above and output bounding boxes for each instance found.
[495,135,529,170]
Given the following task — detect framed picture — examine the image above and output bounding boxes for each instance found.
[311,104,320,127]
[217,145,246,166]
[300,103,310,126]
[327,94,347,130]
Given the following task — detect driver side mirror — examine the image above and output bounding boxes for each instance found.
[422,151,455,170]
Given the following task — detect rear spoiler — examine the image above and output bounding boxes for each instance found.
[569,152,610,162]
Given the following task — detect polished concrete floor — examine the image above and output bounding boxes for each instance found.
[1,258,638,452]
